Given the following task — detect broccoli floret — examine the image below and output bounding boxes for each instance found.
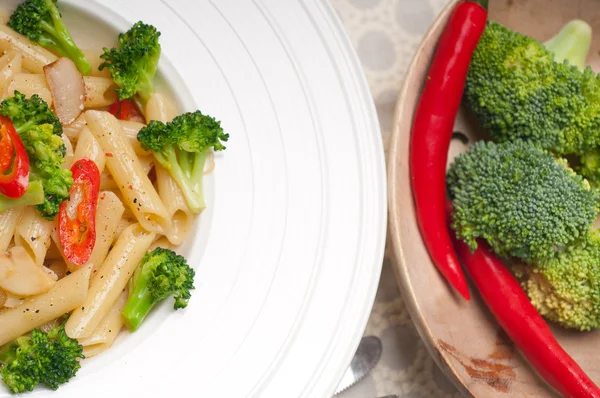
[121,247,195,331]
[513,231,600,331]
[7,0,91,75]
[0,91,62,136]
[20,124,72,219]
[447,140,599,263]
[464,20,600,155]
[137,110,228,213]
[0,322,84,393]
[0,92,72,218]
[99,21,161,102]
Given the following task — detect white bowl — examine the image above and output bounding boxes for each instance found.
[0,1,387,397]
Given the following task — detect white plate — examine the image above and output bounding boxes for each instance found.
[0,1,386,397]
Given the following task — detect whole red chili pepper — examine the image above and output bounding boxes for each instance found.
[58,158,101,266]
[451,227,600,397]
[410,0,487,300]
[0,116,29,198]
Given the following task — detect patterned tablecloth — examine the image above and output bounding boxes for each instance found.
[330,1,462,397]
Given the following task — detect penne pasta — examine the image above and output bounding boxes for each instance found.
[84,76,118,108]
[0,265,92,346]
[82,49,111,78]
[0,51,21,99]
[8,73,52,106]
[148,236,177,252]
[145,92,177,123]
[0,206,24,252]
[87,191,125,275]
[0,25,57,73]
[85,110,170,234]
[99,171,118,190]
[139,155,155,175]
[14,207,55,266]
[155,164,194,245]
[74,126,106,174]
[45,259,68,280]
[120,120,151,156]
[65,223,155,339]
[113,217,135,245]
[79,289,127,358]
[63,113,87,142]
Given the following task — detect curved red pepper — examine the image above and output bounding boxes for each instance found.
[448,203,600,398]
[109,98,144,122]
[58,158,100,266]
[0,116,29,198]
[410,1,487,300]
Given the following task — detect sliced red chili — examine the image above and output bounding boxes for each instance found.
[58,158,100,266]
[0,116,29,198]
[109,98,144,122]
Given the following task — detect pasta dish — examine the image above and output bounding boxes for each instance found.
[0,0,228,393]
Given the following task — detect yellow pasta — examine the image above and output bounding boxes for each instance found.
[14,206,55,266]
[145,92,177,123]
[148,236,177,252]
[79,289,127,358]
[0,265,92,346]
[155,164,194,245]
[74,126,106,174]
[0,50,21,98]
[0,206,23,252]
[120,120,151,156]
[87,191,125,275]
[85,110,170,234]
[63,113,87,142]
[0,24,57,73]
[82,49,111,78]
[65,223,155,339]
[84,76,117,108]
[8,73,52,106]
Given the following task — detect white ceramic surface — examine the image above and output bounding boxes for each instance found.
[0,1,386,397]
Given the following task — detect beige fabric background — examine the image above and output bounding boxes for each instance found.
[331,1,462,397]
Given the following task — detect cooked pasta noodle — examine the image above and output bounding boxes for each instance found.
[0,265,92,346]
[79,289,128,358]
[155,164,194,245]
[0,51,21,98]
[119,120,151,156]
[14,207,55,266]
[63,113,87,142]
[0,206,23,252]
[0,24,57,73]
[65,223,155,338]
[8,73,52,106]
[82,49,111,78]
[74,126,106,174]
[85,110,171,235]
[84,76,118,108]
[145,92,177,123]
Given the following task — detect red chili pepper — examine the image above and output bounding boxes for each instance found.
[58,158,100,266]
[449,213,600,397]
[410,0,487,300]
[109,98,144,122]
[0,116,29,198]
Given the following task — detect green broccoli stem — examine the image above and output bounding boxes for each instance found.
[544,19,592,70]
[0,180,44,212]
[39,19,91,75]
[164,149,207,214]
[121,276,157,331]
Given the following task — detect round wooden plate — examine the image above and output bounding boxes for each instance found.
[388,0,600,396]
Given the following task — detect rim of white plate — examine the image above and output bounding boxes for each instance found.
[0,1,387,397]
